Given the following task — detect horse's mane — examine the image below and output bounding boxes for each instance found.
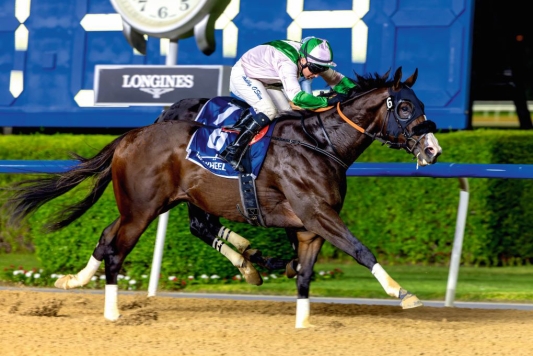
[349,71,394,94]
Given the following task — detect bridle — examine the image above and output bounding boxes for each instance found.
[270,86,437,169]
[335,87,436,153]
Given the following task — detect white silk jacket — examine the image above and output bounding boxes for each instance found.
[239,42,345,102]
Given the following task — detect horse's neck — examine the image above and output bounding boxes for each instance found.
[324,90,388,163]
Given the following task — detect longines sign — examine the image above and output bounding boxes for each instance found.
[94,65,231,106]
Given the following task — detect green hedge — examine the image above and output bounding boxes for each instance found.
[1,130,533,282]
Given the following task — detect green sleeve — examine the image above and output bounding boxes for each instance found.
[292,91,328,109]
[333,77,356,94]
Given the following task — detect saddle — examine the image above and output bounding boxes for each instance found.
[185,96,275,227]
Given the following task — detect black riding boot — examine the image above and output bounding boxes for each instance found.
[223,109,251,133]
[219,112,269,171]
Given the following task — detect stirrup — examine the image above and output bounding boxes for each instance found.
[222,111,252,133]
[219,146,249,172]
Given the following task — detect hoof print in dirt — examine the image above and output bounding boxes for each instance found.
[21,299,64,317]
[116,309,158,326]
[121,297,151,310]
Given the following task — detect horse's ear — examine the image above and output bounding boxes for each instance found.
[381,68,391,80]
[404,68,418,87]
[392,67,403,90]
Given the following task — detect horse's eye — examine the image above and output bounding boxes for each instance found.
[396,101,414,120]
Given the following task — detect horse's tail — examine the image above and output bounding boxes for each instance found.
[3,134,126,232]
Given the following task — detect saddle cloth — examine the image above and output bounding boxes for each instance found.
[186,97,275,179]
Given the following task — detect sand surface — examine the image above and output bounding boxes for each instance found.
[0,288,532,356]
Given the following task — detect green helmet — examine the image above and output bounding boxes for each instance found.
[299,37,336,67]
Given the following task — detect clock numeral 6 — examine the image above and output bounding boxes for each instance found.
[158,7,168,18]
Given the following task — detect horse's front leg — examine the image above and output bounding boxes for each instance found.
[293,230,324,328]
[308,206,423,310]
[371,264,422,309]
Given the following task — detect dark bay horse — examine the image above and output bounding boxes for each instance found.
[1,67,441,328]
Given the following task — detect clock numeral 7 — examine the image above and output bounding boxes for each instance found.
[137,0,147,11]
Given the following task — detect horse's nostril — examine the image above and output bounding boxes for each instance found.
[425,147,435,157]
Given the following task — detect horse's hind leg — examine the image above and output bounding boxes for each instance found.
[98,216,153,320]
[54,218,120,290]
[187,203,262,285]
[60,214,150,320]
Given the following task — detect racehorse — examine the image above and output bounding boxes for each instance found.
[1,67,441,328]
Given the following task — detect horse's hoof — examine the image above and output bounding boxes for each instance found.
[400,293,423,309]
[242,248,261,261]
[104,312,121,321]
[285,259,298,278]
[54,275,75,290]
[238,260,263,286]
[295,322,315,329]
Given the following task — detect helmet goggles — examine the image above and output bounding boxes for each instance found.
[302,62,328,74]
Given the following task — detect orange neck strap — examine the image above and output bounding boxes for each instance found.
[336,102,365,133]
[311,103,366,134]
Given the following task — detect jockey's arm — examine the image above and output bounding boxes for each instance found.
[281,68,329,110]
[320,69,356,94]
[290,91,328,110]
[282,68,355,110]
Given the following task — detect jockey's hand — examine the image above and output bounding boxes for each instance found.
[289,101,305,110]
[327,93,348,106]
[317,90,334,98]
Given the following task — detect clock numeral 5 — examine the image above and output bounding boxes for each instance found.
[180,0,190,11]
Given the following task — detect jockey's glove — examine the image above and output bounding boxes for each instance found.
[327,93,348,106]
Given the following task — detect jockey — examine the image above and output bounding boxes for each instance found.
[219,37,356,172]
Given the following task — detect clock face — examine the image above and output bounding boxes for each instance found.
[112,0,208,36]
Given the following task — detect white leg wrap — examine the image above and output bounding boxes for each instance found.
[104,284,120,321]
[54,256,101,290]
[295,298,311,328]
[214,239,245,268]
[73,256,101,286]
[372,263,401,298]
[218,226,250,253]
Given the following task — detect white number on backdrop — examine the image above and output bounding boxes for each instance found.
[12,0,369,107]
[286,0,369,63]
[8,0,31,100]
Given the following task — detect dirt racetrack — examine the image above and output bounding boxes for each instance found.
[0,288,532,356]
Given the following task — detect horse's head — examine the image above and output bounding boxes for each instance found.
[380,67,441,166]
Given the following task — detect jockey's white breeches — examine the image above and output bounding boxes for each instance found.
[229,61,292,121]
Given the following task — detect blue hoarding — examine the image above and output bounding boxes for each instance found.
[0,0,474,129]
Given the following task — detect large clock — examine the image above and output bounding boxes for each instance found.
[110,0,230,55]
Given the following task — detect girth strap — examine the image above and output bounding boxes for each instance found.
[237,173,266,227]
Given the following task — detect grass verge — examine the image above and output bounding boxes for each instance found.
[1,254,532,303]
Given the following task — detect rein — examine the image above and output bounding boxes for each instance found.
[270,136,349,169]
[269,88,382,169]
[269,86,434,168]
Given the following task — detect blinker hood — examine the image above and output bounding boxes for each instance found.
[386,87,426,138]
